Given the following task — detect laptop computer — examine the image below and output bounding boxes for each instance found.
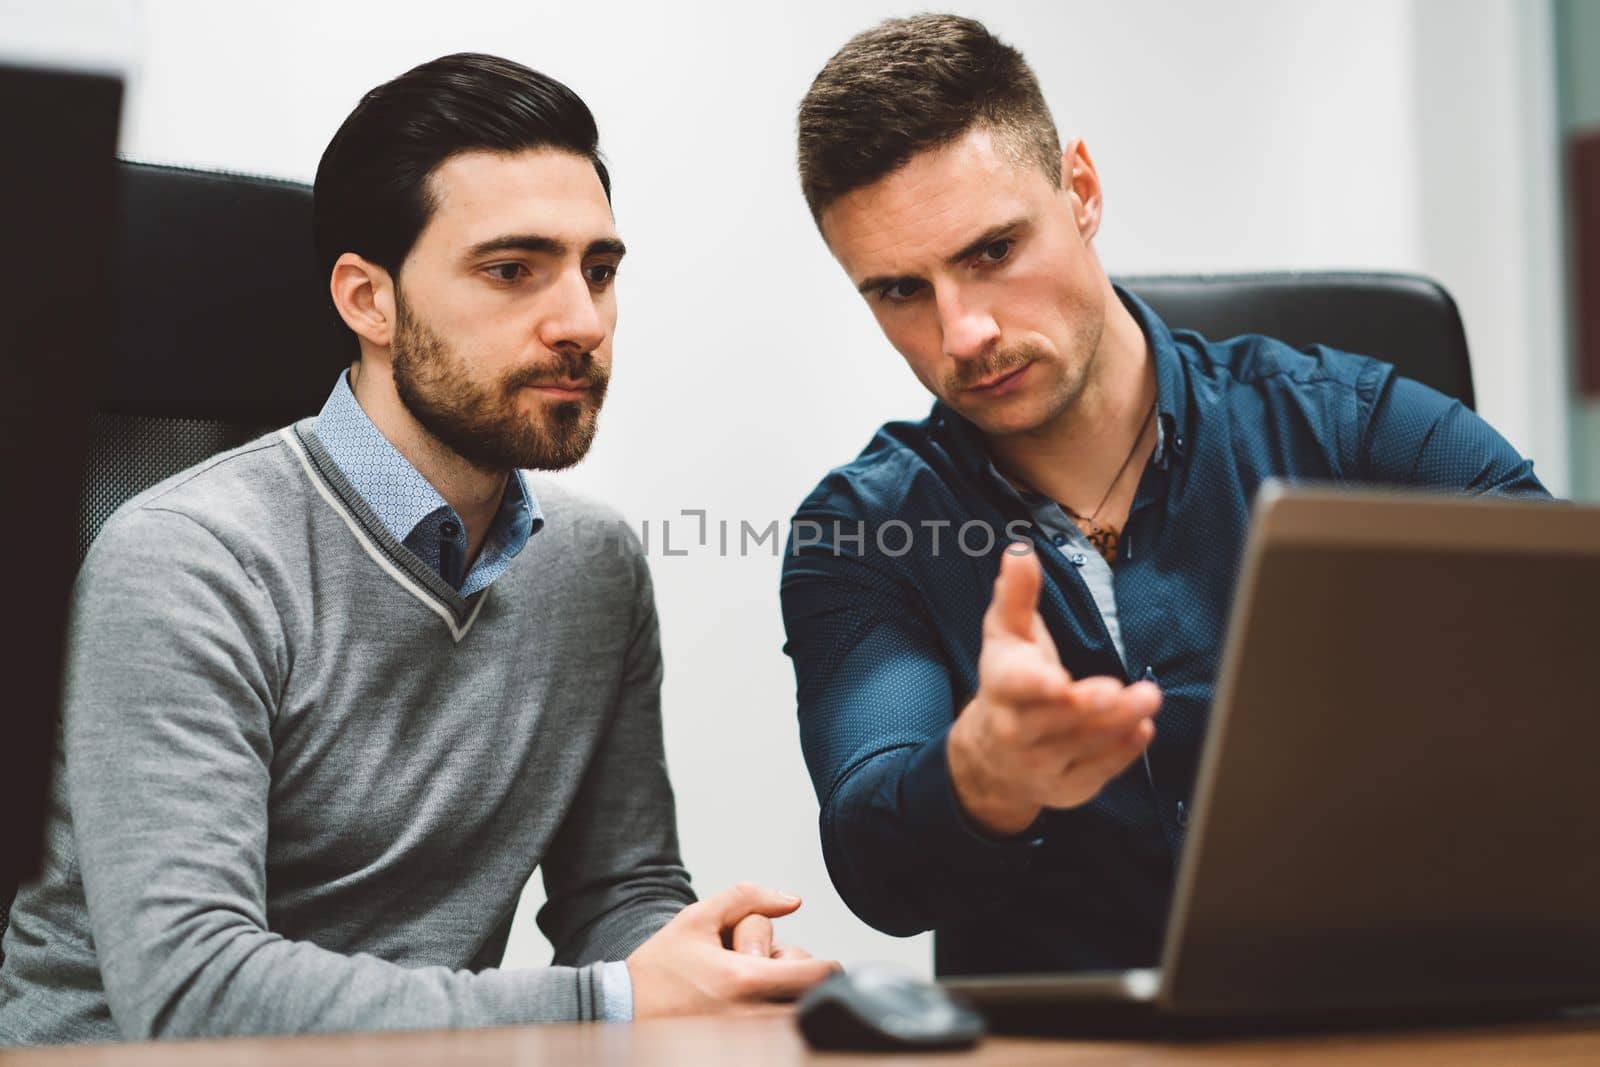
[943,482,1600,1035]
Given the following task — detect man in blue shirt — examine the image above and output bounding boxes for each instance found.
[782,14,1548,978]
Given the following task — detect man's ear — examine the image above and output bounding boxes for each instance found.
[1060,138,1103,244]
[329,252,396,350]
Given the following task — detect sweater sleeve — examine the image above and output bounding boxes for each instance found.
[66,506,613,1040]
[534,528,696,969]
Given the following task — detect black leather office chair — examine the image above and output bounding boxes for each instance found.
[0,63,121,970]
[0,161,1479,960]
[0,161,345,962]
[1118,272,1476,411]
[76,161,351,563]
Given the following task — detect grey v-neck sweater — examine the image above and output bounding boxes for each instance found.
[0,421,693,1044]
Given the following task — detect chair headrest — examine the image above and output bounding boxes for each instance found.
[1120,272,1475,409]
[109,160,351,425]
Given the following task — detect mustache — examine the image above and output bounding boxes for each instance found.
[503,350,611,393]
[943,343,1041,393]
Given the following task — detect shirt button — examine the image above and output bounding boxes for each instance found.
[1068,552,1087,566]
[1052,533,1067,547]
[1176,800,1189,828]
[440,520,460,540]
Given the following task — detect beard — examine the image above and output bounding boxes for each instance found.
[390,292,609,473]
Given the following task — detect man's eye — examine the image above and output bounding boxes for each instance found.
[978,238,1014,264]
[878,279,926,304]
[585,263,618,286]
[486,263,527,283]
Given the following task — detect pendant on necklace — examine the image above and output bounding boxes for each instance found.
[1060,398,1155,567]
[1084,523,1120,564]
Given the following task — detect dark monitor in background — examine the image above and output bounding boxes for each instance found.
[0,63,123,909]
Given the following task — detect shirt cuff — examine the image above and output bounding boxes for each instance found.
[599,959,633,1021]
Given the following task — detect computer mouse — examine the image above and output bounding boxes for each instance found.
[795,963,987,1051]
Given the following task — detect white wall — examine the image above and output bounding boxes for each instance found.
[3,0,1570,976]
[1411,0,1569,497]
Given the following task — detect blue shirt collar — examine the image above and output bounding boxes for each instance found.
[310,370,543,574]
[1118,283,1191,468]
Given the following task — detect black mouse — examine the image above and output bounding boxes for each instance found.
[796,964,986,1051]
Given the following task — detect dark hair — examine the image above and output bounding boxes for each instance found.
[314,52,609,282]
[797,14,1060,222]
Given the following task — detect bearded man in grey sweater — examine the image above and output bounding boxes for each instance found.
[0,53,834,1046]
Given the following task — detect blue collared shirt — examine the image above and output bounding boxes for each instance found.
[312,371,541,597]
[309,372,634,1019]
[780,287,1548,978]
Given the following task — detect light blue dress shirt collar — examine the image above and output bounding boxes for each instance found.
[310,370,543,597]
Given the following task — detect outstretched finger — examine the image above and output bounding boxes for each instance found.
[986,546,1042,642]
[1060,719,1155,794]
[1047,677,1159,736]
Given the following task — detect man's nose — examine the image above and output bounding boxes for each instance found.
[538,269,607,354]
[936,285,1000,363]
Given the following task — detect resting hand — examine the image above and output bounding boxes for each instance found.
[626,883,838,1018]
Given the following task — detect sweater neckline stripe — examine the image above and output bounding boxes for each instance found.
[280,428,486,643]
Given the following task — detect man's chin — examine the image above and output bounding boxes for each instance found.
[947,395,1056,438]
[519,419,602,471]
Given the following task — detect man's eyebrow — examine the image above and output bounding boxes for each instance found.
[463,234,627,260]
[465,233,566,259]
[856,272,916,297]
[945,217,1028,266]
[854,217,1029,296]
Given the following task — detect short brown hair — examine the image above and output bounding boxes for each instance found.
[797,14,1061,222]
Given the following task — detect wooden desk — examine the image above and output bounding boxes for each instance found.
[4,1010,1600,1066]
